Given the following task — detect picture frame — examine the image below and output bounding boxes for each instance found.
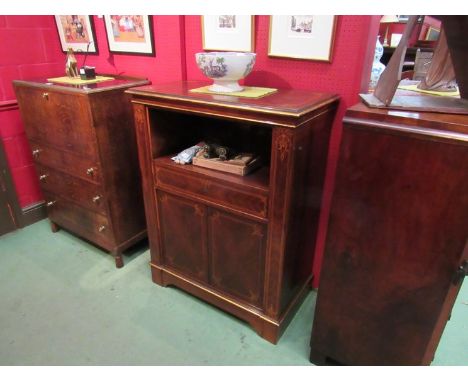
[103,15,155,56]
[54,15,98,54]
[201,15,254,52]
[268,16,337,62]
[425,26,441,41]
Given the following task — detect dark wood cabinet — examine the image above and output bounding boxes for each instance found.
[127,81,339,343]
[13,76,149,267]
[310,103,468,365]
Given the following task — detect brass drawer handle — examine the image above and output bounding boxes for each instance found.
[46,200,56,207]
[98,225,106,232]
[92,195,102,203]
[32,149,42,157]
[86,167,96,176]
[39,174,49,181]
[42,92,49,100]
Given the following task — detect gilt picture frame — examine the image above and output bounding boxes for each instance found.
[103,15,155,56]
[268,15,337,62]
[201,15,255,52]
[54,15,98,54]
[425,26,441,41]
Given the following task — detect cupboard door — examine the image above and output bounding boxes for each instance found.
[208,209,266,308]
[157,191,208,283]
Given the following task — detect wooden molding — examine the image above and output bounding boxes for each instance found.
[20,201,47,227]
[0,99,18,112]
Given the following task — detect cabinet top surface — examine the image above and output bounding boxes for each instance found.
[346,102,468,138]
[13,75,149,94]
[126,81,339,117]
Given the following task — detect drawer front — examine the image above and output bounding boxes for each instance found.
[43,191,114,248]
[29,141,102,185]
[155,166,268,218]
[15,85,98,158]
[35,163,107,215]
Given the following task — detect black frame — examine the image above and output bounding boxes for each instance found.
[103,15,155,56]
[54,15,99,54]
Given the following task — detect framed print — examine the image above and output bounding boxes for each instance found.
[268,15,337,62]
[103,15,155,56]
[202,15,254,52]
[54,15,98,53]
[425,26,440,41]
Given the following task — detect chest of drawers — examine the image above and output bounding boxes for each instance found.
[14,76,149,267]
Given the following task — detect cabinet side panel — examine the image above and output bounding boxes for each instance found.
[280,109,335,314]
[264,128,295,318]
[90,90,146,244]
[311,122,468,365]
[132,103,161,263]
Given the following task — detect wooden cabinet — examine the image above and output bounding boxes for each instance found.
[309,103,468,365]
[127,81,339,343]
[14,76,149,267]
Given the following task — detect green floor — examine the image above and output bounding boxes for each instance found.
[0,220,467,365]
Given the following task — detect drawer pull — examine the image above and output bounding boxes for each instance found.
[86,167,96,176]
[39,174,49,181]
[92,195,102,203]
[32,149,42,157]
[46,201,56,207]
[98,225,106,232]
[42,92,49,100]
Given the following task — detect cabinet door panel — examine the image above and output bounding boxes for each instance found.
[208,210,266,308]
[157,191,208,283]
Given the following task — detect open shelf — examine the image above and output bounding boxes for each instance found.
[148,108,272,166]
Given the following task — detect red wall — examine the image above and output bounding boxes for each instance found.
[0,15,64,208]
[82,16,186,84]
[0,15,187,209]
[185,15,380,287]
[2,15,380,286]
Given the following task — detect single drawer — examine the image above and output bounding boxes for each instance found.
[15,85,98,158]
[43,191,114,249]
[30,141,102,185]
[154,166,268,219]
[35,163,107,215]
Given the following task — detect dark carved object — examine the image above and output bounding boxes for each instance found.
[202,143,231,161]
[373,15,420,105]
[309,103,468,365]
[361,15,468,114]
[417,27,457,92]
[127,81,339,343]
[13,75,149,267]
